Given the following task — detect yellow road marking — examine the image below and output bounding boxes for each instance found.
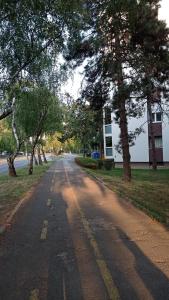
[47,199,51,207]
[29,289,39,300]
[40,220,48,240]
[64,166,120,300]
[43,220,48,226]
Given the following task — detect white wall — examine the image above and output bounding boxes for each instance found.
[111,109,149,162]
[162,114,169,162]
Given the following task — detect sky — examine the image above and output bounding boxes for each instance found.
[61,0,169,99]
[159,0,169,25]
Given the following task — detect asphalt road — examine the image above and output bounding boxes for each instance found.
[0,155,169,300]
[0,157,29,174]
[0,155,52,174]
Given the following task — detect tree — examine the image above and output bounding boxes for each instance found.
[60,99,103,156]
[45,133,63,155]
[130,0,169,170]
[0,120,15,154]
[64,0,139,180]
[64,0,169,180]
[0,0,82,119]
[15,86,62,174]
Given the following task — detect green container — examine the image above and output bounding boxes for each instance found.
[103,159,115,170]
[97,159,104,169]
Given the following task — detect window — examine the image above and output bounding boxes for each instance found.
[106,148,113,156]
[106,136,112,147]
[105,125,112,134]
[151,112,162,123]
[156,112,162,122]
[105,107,111,125]
[155,136,163,148]
[152,113,155,122]
[149,136,163,149]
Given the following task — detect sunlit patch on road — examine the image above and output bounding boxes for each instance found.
[29,289,39,300]
[63,165,120,300]
[47,199,52,207]
[40,220,48,240]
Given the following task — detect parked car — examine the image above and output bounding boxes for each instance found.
[1,151,11,156]
[17,151,24,155]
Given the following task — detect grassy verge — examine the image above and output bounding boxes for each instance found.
[0,162,52,224]
[85,167,169,224]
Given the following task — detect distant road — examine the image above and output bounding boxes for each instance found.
[0,154,53,174]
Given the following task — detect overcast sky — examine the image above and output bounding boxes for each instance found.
[159,0,169,25]
[61,0,169,99]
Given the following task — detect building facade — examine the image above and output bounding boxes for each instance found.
[103,103,169,164]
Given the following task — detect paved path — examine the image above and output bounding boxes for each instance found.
[0,155,169,300]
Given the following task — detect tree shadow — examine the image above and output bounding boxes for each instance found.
[77,187,169,300]
[46,190,84,300]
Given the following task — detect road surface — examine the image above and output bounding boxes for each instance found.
[0,154,53,174]
[0,155,169,300]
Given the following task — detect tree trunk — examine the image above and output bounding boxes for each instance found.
[34,154,38,165]
[147,96,157,170]
[37,146,43,165]
[114,33,131,181]
[119,99,131,181]
[41,146,48,163]
[7,103,20,177]
[29,149,34,175]
[7,156,17,177]
[29,143,37,175]
[83,144,86,157]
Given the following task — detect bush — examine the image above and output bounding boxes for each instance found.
[75,157,98,169]
[97,159,104,169]
[103,159,114,170]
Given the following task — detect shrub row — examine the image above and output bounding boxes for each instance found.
[75,157,115,170]
[75,157,98,169]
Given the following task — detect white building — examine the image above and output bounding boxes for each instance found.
[103,103,169,164]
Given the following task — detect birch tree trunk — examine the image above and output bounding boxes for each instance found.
[37,146,43,165]
[7,101,22,177]
[41,146,48,163]
[7,156,17,177]
[34,152,38,165]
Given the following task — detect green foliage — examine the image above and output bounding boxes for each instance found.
[61,99,103,152]
[0,0,83,120]
[0,0,82,82]
[0,120,15,153]
[16,86,62,139]
[75,157,98,169]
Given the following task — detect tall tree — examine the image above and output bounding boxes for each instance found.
[64,0,169,180]
[15,86,62,174]
[0,0,82,119]
[130,0,169,169]
[64,0,139,180]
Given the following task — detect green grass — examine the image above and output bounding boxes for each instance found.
[86,167,169,224]
[0,162,52,224]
